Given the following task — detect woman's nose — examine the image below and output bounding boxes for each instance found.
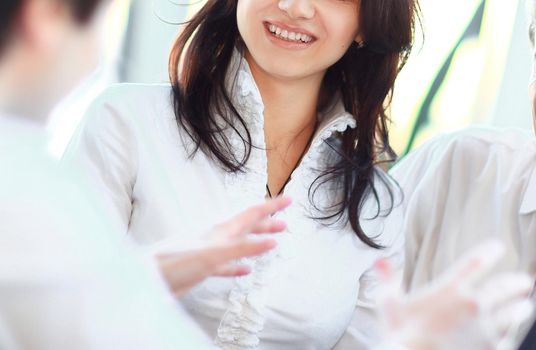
[278,0,315,20]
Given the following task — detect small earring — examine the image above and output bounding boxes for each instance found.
[356,41,365,49]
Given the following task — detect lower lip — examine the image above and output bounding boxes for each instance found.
[263,23,315,50]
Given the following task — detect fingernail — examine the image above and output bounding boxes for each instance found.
[277,220,287,229]
[278,196,292,204]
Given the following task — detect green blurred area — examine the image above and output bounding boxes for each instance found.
[390,0,529,159]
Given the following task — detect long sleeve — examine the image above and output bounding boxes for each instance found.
[333,180,406,349]
[333,242,405,349]
[63,86,139,234]
[388,135,451,290]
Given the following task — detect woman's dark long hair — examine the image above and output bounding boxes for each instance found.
[170,0,420,249]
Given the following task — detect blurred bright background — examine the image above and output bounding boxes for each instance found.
[48,0,534,159]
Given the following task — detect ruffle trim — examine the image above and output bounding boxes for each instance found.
[215,249,276,349]
[303,116,357,170]
[216,49,356,349]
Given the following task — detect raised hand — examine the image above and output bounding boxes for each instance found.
[157,196,291,297]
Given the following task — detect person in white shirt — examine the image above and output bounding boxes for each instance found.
[64,0,421,348]
[388,0,536,347]
[0,0,295,348]
[391,128,536,290]
[1,0,530,349]
[63,0,535,349]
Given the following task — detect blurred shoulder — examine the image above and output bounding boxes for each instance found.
[392,126,536,179]
[94,82,172,101]
[443,126,536,152]
[89,83,173,113]
[79,83,176,136]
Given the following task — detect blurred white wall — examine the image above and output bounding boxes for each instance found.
[490,1,533,129]
[121,0,187,83]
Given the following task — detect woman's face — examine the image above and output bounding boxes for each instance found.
[236,0,361,82]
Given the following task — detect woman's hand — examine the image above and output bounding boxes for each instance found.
[156,196,291,297]
[376,240,535,350]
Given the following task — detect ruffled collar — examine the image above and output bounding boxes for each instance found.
[216,50,358,349]
[225,48,357,150]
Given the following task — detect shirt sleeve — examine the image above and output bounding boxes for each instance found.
[388,133,456,290]
[62,87,139,234]
[333,182,406,349]
[332,239,405,349]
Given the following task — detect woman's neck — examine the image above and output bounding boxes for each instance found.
[245,51,323,148]
[245,51,325,195]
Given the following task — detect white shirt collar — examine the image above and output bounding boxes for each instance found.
[226,48,357,148]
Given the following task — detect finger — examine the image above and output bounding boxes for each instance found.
[477,273,534,312]
[375,258,394,286]
[375,258,403,296]
[160,238,277,281]
[492,300,535,336]
[200,238,278,270]
[159,239,276,295]
[219,238,278,260]
[213,264,252,277]
[374,258,405,327]
[440,239,505,289]
[218,196,292,238]
[250,218,287,234]
[374,259,398,326]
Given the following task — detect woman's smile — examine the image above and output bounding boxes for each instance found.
[238,0,360,80]
[263,21,317,50]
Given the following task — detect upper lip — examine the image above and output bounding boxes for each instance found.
[264,20,317,39]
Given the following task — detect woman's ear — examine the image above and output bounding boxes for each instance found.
[354,35,365,48]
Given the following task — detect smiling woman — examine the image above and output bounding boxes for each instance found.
[171,0,418,249]
[266,23,314,44]
[65,0,420,349]
[238,0,361,79]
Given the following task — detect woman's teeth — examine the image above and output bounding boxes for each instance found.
[268,24,313,43]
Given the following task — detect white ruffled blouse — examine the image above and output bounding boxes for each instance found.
[64,50,404,350]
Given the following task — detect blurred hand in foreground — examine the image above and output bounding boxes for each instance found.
[376,239,534,350]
